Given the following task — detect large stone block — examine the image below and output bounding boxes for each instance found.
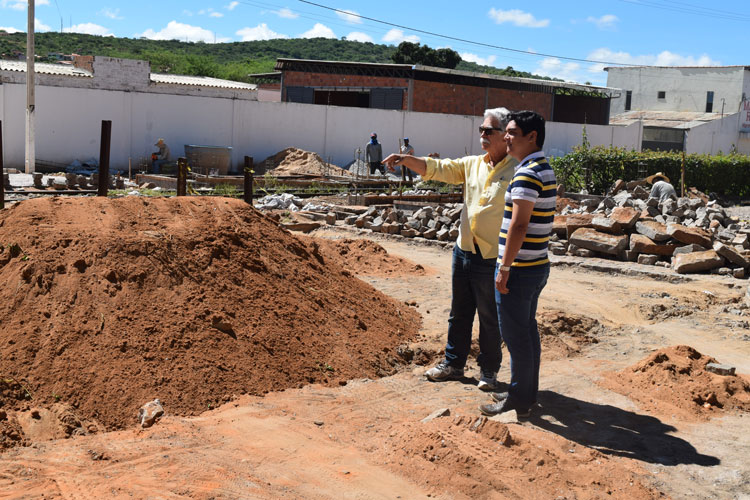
[564,214,596,239]
[592,217,622,234]
[673,250,724,274]
[713,241,749,268]
[673,243,706,256]
[569,228,628,255]
[610,207,640,229]
[667,223,712,248]
[635,221,670,242]
[630,234,679,256]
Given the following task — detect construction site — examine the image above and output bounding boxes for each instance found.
[0,130,748,499]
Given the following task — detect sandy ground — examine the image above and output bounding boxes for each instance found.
[2,225,750,499]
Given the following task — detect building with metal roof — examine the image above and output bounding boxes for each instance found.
[274,58,616,125]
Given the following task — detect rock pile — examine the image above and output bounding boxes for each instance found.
[555,182,750,277]
[338,204,463,241]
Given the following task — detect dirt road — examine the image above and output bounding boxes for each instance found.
[2,226,749,499]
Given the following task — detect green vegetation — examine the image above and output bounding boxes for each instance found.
[391,41,460,69]
[0,32,561,83]
[213,184,239,197]
[550,144,750,197]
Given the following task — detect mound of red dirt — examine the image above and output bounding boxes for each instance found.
[310,238,427,276]
[263,147,352,177]
[538,310,602,359]
[600,345,750,421]
[0,197,420,437]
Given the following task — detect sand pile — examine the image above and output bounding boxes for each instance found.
[601,345,750,420]
[0,197,420,440]
[308,238,427,276]
[538,310,603,359]
[263,147,352,177]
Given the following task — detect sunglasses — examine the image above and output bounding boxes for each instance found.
[478,126,504,136]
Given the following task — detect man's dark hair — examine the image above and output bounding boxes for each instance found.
[510,110,545,149]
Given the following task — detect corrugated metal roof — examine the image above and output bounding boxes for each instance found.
[0,60,92,77]
[609,110,727,129]
[605,65,750,71]
[150,73,257,90]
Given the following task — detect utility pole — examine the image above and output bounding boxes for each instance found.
[25,0,36,174]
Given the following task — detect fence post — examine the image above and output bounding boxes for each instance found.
[0,120,4,209]
[177,157,187,196]
[243,156,253,205]
[97,120,111,197]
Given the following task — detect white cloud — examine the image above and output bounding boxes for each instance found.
[100,8,123,20]
[274,7,298,19]
[382,28,419,44]
[182,10,193,16]
[0,26,21,33]
[345,31,373,43]
[460,52,497,67]
[533,57,582,82]
[488,8,549,28]
[299,23,336,39]
[586,14,618,30]
[1,0,26,11]
[63,22,113,36]
[226,1,239,10]
[236,23,288,41]
[210,12,223,18]
[336,9,362,24]
[35,18,51,32]
[587,48,721,71]
[138,21,230,43]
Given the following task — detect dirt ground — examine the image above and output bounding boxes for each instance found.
[1,201,750,499]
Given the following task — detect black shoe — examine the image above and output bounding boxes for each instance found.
[478,398,531,418]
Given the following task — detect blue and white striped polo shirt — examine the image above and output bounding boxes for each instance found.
[497,151,557,267]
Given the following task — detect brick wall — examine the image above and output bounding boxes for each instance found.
[487,88,553,120]
[284,71,409,91]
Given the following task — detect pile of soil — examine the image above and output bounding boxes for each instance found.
[263,147,352,177]
[600,345,750,421]
[538,310,603,359]
[0,197,420,442]
[309,238,427,276]
[382,414,662,499]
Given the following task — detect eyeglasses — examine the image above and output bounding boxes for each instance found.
[479,126,504,136]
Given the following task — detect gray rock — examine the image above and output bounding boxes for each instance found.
[597,197,616,210]
[613,191,633,207]
[646,197,660,207]
[569,228,628,255]
[436,228,451,241]
[688,198,704,210]
[673,244,706,255]
[448,228,459,239]
[421,408,451,423]
[713,241,749,268]
[632,185,649,199]
[717,230,736,242]
[326,213,337,225]
[400,228,418,238]
[673,250,724,274]
[732,234,750,249]
[733,268,746,279]
[138,399,164,428]
[422,228,438,240]
[636,221,671,242]
[344,215,358,225]
[637,254,659,265]
[705,363,736,376]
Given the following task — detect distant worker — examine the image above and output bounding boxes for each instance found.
[366,133,384,176]
[152,138,171,175]
[383,107,518,392]
[647,172,677,201]
[400,138,415,182]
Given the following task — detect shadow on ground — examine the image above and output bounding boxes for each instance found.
[529,391,720,466]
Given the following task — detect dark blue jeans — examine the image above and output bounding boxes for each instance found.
[444,244,502,373]
[152,159,167,174]
[495,263,550,408]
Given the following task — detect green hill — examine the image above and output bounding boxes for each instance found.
[0,32,560,83]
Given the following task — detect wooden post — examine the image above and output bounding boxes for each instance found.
[0,120,4,209]
[243,156,254,204]
[177,157,187,196]
[97,120,111,197]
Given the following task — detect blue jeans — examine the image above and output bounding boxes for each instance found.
[152,159,167,174]
[495,263,550,408]
[444,244,502,373]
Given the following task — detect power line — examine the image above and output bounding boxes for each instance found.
[297,0,634,66]
[616,0,750,22]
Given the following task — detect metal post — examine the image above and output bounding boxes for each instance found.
[97,120,111,197]
[25,0,35,174]
[0,120,4,209]
[177,157,187,196]
[243,156,253,204]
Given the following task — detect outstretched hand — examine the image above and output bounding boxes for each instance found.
[383,153,403,172]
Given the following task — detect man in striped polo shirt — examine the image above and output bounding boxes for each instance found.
[479,110,556,418]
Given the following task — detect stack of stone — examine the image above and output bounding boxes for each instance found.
[341,204,463,241]
[554,180,749,277]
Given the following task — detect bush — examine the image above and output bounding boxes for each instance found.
[550,146,750,197]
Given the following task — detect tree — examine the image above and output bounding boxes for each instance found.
[391,41,460,69]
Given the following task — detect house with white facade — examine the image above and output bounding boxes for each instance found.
[605,65,750,154]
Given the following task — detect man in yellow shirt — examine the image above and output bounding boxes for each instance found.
[384,107,517,391]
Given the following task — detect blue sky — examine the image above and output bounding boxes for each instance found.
[1,0,747,86]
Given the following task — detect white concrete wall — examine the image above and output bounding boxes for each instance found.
[686,112,750,155]
[607,66,747,116]
[0,81,674,172]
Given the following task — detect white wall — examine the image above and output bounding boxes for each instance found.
[607,66,747,116]
[686,112,750,155]
[2,80,713,172]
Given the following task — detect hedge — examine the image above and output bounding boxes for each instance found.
[549,146,750,198]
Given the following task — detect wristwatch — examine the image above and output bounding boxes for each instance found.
[499,265,511,272]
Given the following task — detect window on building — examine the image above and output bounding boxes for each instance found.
[706,91,714,113]
[625,90,632,111]
[657,91,666,99]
